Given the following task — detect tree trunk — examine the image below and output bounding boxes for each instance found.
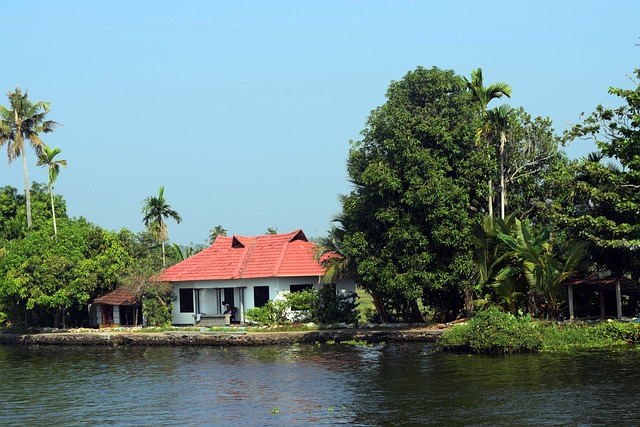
[50,184,57,237]
[409,299,425,323]
[488,179,493,217]
[369,289,391,323]
[21,139,32,228]
[499,131,506,219]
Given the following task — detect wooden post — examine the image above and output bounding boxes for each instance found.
[568,284,575,320]
[616,279,622,319]
[600,291,606,318]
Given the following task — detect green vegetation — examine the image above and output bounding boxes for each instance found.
[245,287,357,327]
[440,308,640,353]
[1,67,640,330]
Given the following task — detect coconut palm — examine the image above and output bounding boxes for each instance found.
[36,146,67,237]
[142,186,182,268]
[0,88,59,227]
[465,68,512,217]
[209,225,227,244]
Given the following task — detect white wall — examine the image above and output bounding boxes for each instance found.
[171,276,327,325]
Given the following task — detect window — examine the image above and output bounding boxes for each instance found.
[290,284,312,293]
[254,286,269,308]
[179,289,194,313]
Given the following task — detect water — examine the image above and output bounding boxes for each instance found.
[1,343,639,426]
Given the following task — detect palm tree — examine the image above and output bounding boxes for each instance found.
[0,88,59,227]
[142,186,182,268]
[36,146,67,237]
[209,225,227,244]
[486,104,513,219]
[465,68,512,217]
[497,219,588,319]
[314,217,353,285]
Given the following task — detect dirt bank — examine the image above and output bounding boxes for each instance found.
[0,327,444,347]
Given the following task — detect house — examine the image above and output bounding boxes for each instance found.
[90,288,142,328]
[159,229,355,326]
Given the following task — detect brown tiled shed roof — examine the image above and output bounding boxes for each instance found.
[93,289,138,306]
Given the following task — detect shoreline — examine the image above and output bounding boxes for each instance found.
[0,327,444,346]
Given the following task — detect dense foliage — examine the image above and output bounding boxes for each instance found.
[439,308,543,353]
[560,69,640,280]
[0,185,178,327]
[338,66,570,322]
[440,309,640,353]
[245,287,357,327]
[341,67,490,323]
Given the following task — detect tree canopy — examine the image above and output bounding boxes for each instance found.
[341,66,492,322]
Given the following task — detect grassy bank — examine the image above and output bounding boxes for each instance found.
[439,309,640,353]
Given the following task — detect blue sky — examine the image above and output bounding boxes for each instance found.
[2,1,638,245]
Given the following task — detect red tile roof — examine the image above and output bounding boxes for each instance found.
[94,288,138,306]
[159,229,325,282]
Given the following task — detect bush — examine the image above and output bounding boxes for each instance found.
[312,285,358,325]
[540,320,640,350]
[245,287,358,326]
[143,296,172,327]
[440,308,543,353]
[245,299,290,326]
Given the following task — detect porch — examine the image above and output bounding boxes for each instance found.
[174,286,247,326]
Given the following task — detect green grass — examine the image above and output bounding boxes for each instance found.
[355,287,376,322]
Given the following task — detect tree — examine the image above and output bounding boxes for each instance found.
[500,108,566,219]
[341,66,491,323]
[465,68,512,217]
[0,218,132,327]
[209,225,227,244]
[36,146,67,237]
[0,88,59,228]
[561,69,640,279]
[142,186,182,268]
[486,104,513,219]
[265,227,278,235]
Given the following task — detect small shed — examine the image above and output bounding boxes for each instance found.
[565,277,640,320]
[91,289,142,328]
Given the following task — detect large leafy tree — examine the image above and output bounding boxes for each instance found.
[142,186,182,268]
[499,107,567,219]
[0,217,132,327]
[341,66,492,322]
[0,88,59,228]
[36,146,67,237]
[561,69,640,278]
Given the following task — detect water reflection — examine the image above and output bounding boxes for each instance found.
[1,343,640,426]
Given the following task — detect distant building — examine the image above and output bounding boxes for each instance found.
[90,288,141,328]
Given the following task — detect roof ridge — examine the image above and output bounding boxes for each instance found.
[273,235,290,276]
[235,238,256,278]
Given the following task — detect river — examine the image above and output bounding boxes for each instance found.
[1,343,639,426]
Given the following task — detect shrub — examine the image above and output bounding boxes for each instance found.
[245,299,290,326]
[440,308,542,353]
[540,320,640,350]
[143,296,172,327]
[246,287,358,326]
[312,285,358,325]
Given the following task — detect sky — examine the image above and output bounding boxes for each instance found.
[1,1,638,246]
